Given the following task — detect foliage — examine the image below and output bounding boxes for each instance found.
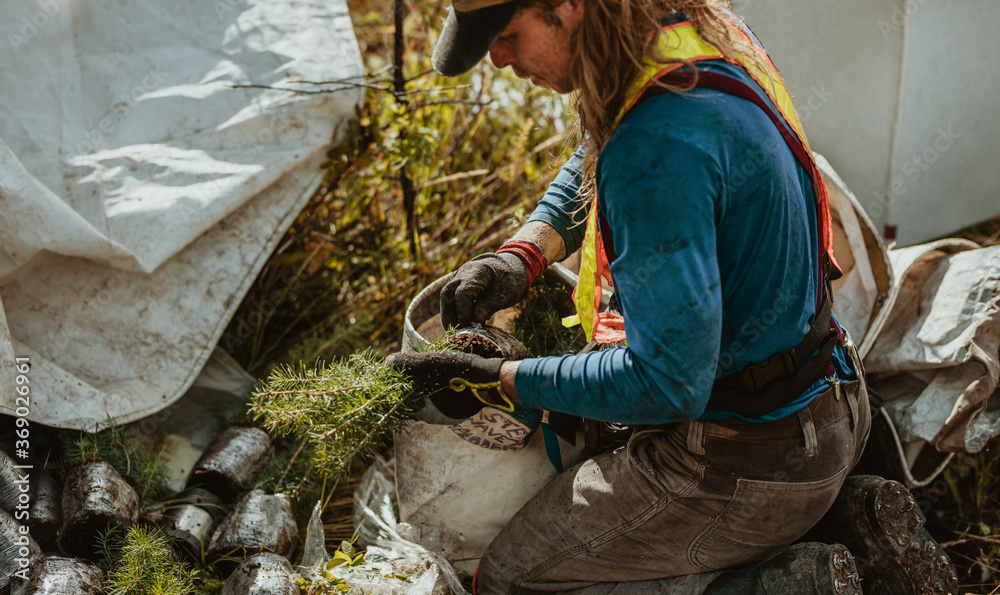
[100,525,195,595]
[223,0,573,375]
[938,442,1000,590]
[58,421,168,502]
[510,273,587,357]
[248,349,415,481]
[295,537,411,594]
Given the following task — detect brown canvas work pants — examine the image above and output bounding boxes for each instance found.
[476,343,871,594]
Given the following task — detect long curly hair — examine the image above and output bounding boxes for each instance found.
[525,0,761,180]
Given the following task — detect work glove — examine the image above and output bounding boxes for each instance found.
[385,351,513,420]
[439,252,529,329]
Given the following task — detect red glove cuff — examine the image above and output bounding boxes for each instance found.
[497,240,548,285]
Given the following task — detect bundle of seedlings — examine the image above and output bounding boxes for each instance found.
[248,327,533,484]
[0,509,41,591]
[57,422,169,503]
[47,423,170,563]
[4,422,270,591]
[0,449,60,554]
[58,461,141,561]
[206,489,298,572]
[187,426,274,503]
[221,553,297,595]
[248,348,417,483]
[165,488,226,561]
[252,438,363,545]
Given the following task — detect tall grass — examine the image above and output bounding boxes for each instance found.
[224,0,573,376]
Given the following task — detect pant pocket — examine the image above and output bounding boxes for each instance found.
[687,465,847,571]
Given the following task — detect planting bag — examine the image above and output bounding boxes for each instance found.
[395,270,591,575]
[0,0,363,429]
[863,241,1000,485]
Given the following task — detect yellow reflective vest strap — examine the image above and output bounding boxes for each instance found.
[618,22,813,155]
[562,204,599,339]
[569,20,831,344]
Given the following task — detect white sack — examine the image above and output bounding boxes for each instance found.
[865,241,1000,455]
[0,0,363,429]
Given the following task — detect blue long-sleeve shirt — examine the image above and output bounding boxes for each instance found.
[516,61,856,425]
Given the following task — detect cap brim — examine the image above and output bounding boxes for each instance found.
[432,2,520,76]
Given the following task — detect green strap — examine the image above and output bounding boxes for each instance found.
[541,420,564,474]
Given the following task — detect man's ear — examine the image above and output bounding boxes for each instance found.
[555,0,585,29]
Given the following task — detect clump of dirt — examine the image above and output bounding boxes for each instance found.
[448,325,533,360]
[449,330,504,358]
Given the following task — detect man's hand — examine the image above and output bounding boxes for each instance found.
[386,351,514,420]
[439,252,529,329]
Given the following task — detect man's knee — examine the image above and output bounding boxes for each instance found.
[474,555,524,595]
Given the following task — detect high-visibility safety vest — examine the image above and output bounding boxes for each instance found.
[565,18,841,345]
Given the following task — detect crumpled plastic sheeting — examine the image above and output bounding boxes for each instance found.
[346,457,469,595]
[866,241,1000,454]
[0,0,363,429]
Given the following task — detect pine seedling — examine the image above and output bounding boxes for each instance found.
[100,525,195,595]
[59,419,169,501]
[248,349,416,481]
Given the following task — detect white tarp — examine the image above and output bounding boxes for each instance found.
[866,241,1000,455]
[0,0,363,429]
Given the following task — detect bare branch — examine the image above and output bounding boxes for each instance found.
[416,169,490,190]
[410,99,492,110]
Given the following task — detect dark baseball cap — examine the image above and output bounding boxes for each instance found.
[432,0,521,76]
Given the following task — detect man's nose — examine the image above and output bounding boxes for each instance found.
[489,41,513,69]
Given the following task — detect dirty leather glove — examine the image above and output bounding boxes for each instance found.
[385,351,512,420]
[439,252,528,330]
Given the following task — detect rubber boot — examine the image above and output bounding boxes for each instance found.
[806,475,959,595]
[704,542,862,594]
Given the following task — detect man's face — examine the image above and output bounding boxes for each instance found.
[488,1,583,93]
